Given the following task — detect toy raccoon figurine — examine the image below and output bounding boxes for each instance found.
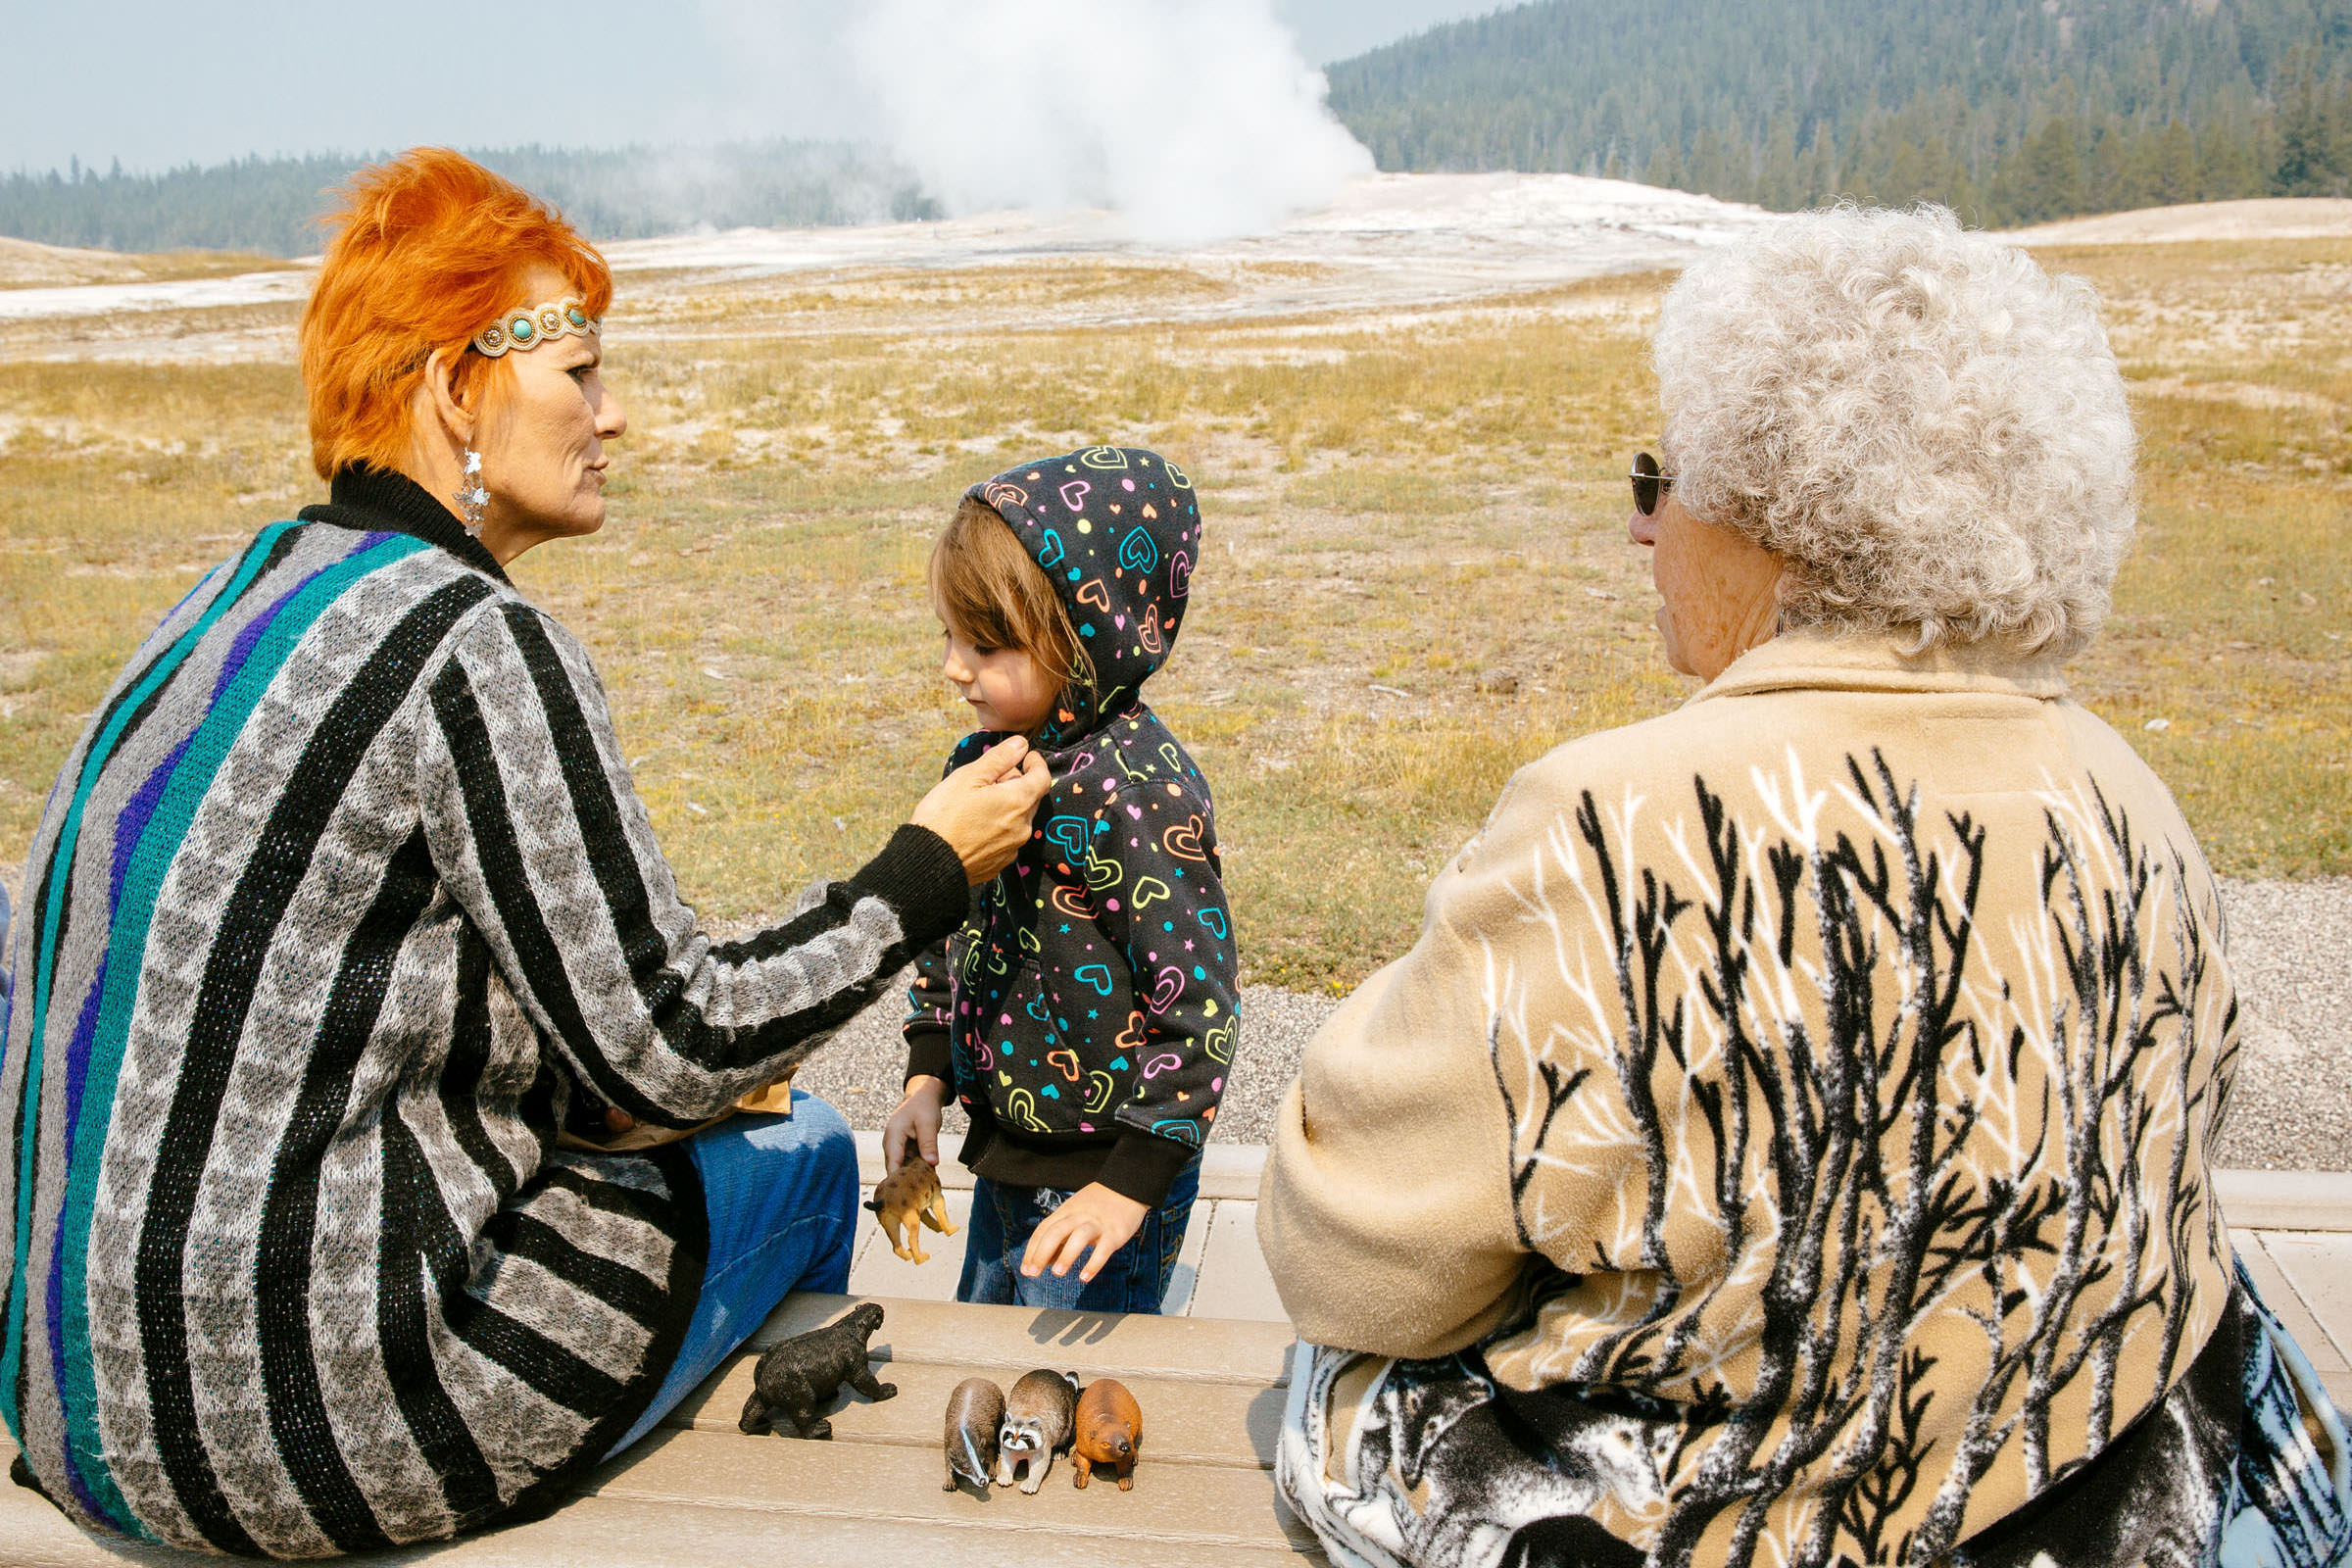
[996,1369,1080,1494]
[943,1377,1005,1493]
[866,1137,957,1263]
[1072,1377,1144,1491]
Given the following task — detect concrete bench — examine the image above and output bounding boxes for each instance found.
[0,1291,1320,1567]
[6,1160,2345,1566]
[2223,1169,2352,1414]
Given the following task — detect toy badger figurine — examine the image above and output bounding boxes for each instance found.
[739,1301,895,1440]
[866,1138,957,1263]
[943,1377,1005,1493]
[1072,1377,1144,1490]
[996,1369,1080,1494]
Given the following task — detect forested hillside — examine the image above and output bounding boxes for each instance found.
[13,2,2350,252]
[1326,0,2352,222]
[0,142,939,257]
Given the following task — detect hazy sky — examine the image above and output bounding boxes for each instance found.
[0,1,1498,175]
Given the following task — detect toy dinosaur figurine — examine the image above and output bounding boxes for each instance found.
[997,1369,1080,1493]
[866,1136,957,1263]
[738,1301,895,1440]
[944,1377,1006,1493]
[1072,1377,1144,1490]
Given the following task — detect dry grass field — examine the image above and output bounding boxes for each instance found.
[0,239,2344,989]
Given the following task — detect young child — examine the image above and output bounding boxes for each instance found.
[885,446,1236,1312]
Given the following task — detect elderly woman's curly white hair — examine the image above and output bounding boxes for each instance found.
[1655,204,2136,656]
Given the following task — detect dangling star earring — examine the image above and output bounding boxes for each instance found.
[453,447,488,538]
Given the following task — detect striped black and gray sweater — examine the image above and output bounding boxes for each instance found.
[0,466,970,1556]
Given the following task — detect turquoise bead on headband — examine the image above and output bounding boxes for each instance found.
[471,294,600,358]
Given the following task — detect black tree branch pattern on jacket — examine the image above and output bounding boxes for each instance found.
[1472,754,2236,1567]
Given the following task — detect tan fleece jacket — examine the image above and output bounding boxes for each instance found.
[1259,632,2240,1564]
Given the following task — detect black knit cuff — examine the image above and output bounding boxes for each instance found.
[854,824,970,951]
[904,1028,954,1090]
[1095,1130,1199,1209]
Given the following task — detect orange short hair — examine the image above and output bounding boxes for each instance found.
[300,147,612,480]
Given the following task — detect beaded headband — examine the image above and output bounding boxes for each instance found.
[471,296,600,358]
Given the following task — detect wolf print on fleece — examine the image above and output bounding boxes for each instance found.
[1283,1344,1683,1568]
[906,447,1236,1206]
[1281,1272,2352,1568]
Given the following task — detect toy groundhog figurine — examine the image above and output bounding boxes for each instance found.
[943,1377,1005,1493]
[1072,1377,1144,1490]
[996,1369,1080,1494]
[739,1301,895,1440]
[866,1137,957,1263]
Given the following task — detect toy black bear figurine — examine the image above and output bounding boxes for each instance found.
[739,1301,895,1440]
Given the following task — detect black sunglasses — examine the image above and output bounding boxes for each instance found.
[1629,452,1678,516]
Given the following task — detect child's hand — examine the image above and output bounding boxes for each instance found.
[1021,1183,1151,1284]
[885,1076,947,1175]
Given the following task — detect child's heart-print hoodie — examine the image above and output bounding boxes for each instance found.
[904,446,1237,1206]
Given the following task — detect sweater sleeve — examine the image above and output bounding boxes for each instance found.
[1254,774,1553,1360]
[1083,781,1239,1206]
[901,732,992,1090]
[415,602,970,1128]
[901,934,956,1088]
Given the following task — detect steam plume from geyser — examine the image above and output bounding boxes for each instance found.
[844,0,1374,243]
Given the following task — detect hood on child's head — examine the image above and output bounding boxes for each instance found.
[968,446,1200,745]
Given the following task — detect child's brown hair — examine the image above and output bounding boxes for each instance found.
[929,496,1094,700]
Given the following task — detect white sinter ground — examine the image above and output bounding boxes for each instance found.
[0,173,1786,336]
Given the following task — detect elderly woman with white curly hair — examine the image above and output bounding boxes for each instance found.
[1259,206,2351,1568]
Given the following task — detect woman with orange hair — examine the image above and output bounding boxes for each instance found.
[0,149,1052,1555]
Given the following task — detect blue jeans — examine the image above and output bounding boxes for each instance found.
[606,1093,858,1456]
[956,1159,1200,1312]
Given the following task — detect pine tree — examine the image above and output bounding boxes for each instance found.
[2335,78,2352,193]
[1759,115,1801,209]
[1687,126,1742,199]
[2150,120,2199,205]
[2090,120,2138,211]
[1800,125,1839,206]
[2021,117,2085,220]
[2276,69,2333,191]
[1645,140,1688,190]
[2197,118,2265,198]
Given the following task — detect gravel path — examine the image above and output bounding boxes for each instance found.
[798,877,2352,1173]
[2206,878,2352,1172]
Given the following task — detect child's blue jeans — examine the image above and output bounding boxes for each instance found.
[956,1158,1201,1312]
[606,1092,858,1456]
